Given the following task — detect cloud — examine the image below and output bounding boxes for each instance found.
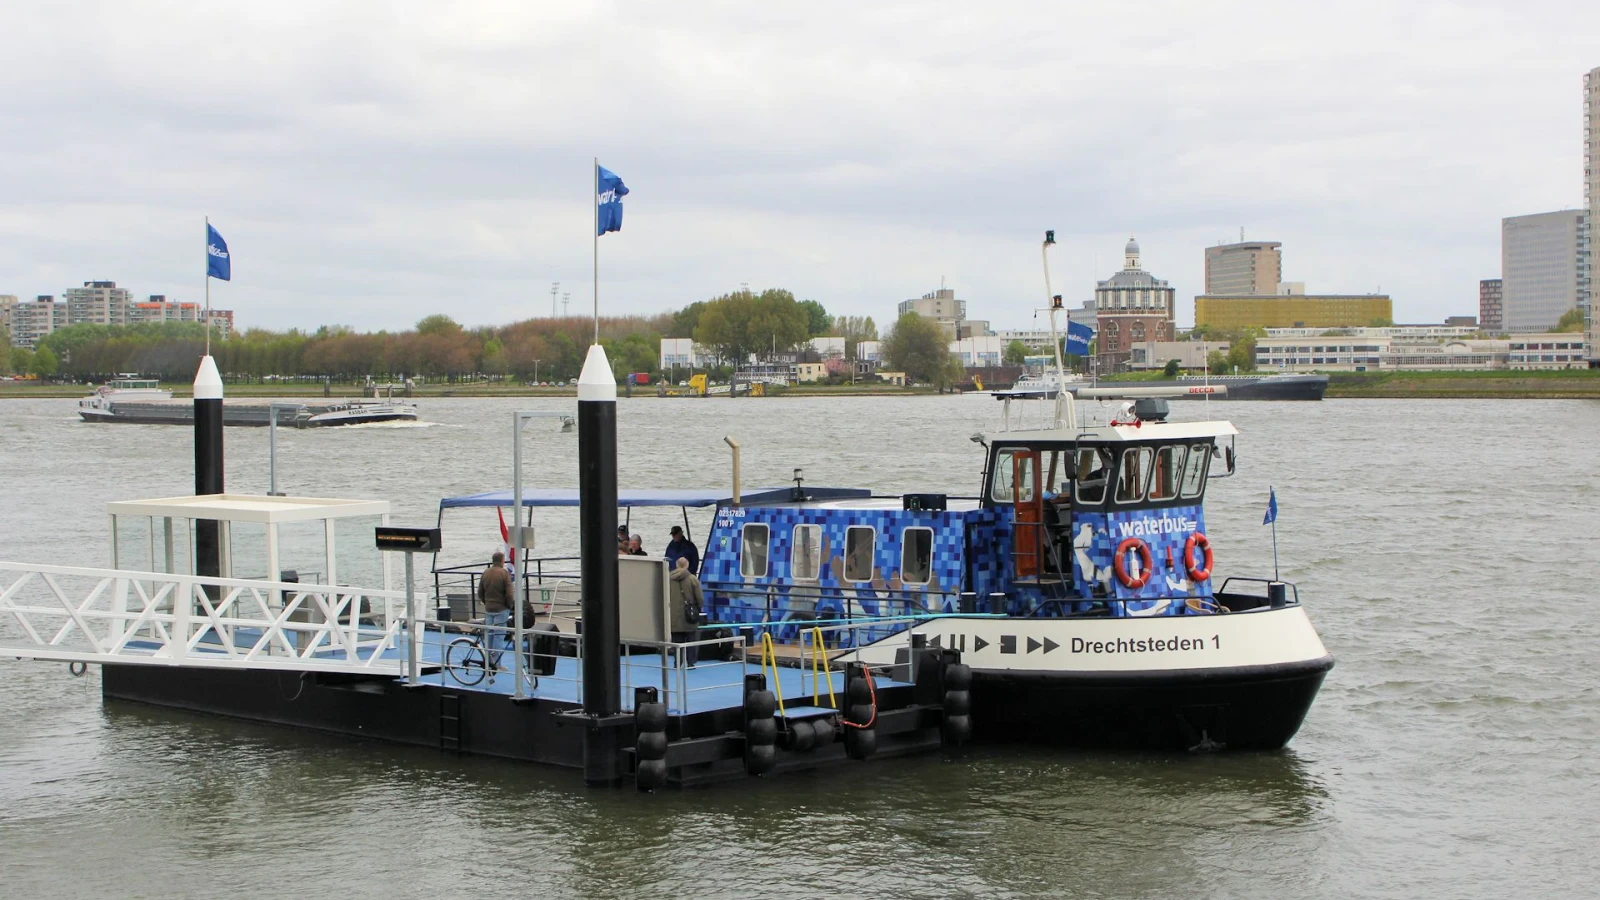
[1,0,1596,330]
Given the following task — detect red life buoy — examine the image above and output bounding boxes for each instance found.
[1184,532,1214,582]
[1113,537,1153,589]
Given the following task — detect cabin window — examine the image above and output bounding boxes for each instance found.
[1149,445,1187,501]
[1074,449,1111,504]
[1115,447,1154,504]
[1180,443,1211,498]
[844,526,875,582]
[791,524,821,582]
[901,527,934,585]
[740,524,770,578]
[990,448,1036,503]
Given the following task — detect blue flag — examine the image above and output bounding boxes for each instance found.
[596,165,629,236]
[206,224,231,281]
[1263,487,1278,525]
[1065,320,1093,356]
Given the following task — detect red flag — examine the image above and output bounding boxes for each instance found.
[496,507,517,572]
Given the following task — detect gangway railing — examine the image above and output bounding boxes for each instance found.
[0,561,416,674]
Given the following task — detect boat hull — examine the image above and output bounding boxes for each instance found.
[970,658,1329,750]
[867,603,1333,751]
[77,401,417,427]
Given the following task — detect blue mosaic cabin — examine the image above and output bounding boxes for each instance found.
[701,427,1232,639]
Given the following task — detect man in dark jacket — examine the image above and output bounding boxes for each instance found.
[665,525,700,575]
[479,551,512,666]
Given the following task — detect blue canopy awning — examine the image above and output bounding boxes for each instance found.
[439,486,875,510]
[440,488,765,510]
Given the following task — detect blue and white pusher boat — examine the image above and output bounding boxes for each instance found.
[698,235,1333,751]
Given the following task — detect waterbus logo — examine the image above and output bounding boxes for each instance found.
[208,244,228,259]
[1114,514,1197,538]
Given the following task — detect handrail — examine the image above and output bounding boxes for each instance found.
[759,632,787,719]
[806,626,837,709]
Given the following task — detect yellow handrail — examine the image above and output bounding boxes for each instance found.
[808,627,838,709]
[759,631,787,719]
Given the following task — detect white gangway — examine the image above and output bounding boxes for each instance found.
[0,494,422,676]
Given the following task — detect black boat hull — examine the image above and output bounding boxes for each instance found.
[969,657,1332,750]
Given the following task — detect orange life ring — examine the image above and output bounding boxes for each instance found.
[1184,532,1214,582]
[1113,537,1153,589]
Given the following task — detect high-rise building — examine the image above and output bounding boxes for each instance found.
[1095,237,1176,371]
[1479,279,1504,332]
[64,281,133,326]
[9,296,67,348]
[1204,241,1283,295]
[0,295,16,338]
[1585,66,1598,364]
[1501,210,1587,333]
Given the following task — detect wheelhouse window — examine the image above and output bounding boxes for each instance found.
[1148,445,1187,501]
[1114,447,1154,504]
[1074,448,1111,504]
[989,448,1037,504]
[844,526,875,582]
[791,524,821,581]
[740,524,770,578]
[1179,443,1211,498]
[901,527,934,585]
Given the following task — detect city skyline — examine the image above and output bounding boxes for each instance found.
[1,4,1596,333]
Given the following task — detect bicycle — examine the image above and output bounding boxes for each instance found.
[444,623,539,689]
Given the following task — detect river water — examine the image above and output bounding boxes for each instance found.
[1,394,1597,899]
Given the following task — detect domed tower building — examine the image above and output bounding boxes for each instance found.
[1094,236,1177,373]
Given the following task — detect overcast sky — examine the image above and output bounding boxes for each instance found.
[2,1,1596,333]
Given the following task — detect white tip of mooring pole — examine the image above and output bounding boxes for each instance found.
[194,355,224,400]
[577,344,616,402]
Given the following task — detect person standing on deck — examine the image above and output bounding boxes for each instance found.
[669,557,704,666]
[479,551,513,665]
[665,525,700,575]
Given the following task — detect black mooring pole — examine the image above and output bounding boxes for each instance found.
[193,356,225,587]
[577,344,622,786]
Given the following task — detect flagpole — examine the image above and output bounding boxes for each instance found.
[204,215,212,358]
[593,157,599,345]
[1270,485,1280,581]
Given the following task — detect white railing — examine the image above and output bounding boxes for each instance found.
[0,561,415,674]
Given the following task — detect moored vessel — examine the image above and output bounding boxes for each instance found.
[78,378,419,426]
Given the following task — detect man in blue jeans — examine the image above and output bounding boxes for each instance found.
[479,551,513,673]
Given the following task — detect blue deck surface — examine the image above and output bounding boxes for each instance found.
[403,627,853,716]
[157,623,867,717]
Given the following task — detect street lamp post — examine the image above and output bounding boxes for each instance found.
[533,359,540,386]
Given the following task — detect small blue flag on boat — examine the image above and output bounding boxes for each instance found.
[1065,320,1093,356]
[596,165,629,236]
[206,224,231,281]
[1263,487,1278,525]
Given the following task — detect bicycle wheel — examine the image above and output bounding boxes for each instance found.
[445,637,487,687]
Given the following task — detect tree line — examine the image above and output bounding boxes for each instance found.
[0,291,895,383]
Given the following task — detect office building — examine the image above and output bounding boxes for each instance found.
[898,288,967,338]
[1204,241,1283,295]
[0,295,15,338]
[1479,279,1504,332]
[1194,294,1392,330]
[1501,210,1587,332]
[1095,237,1176,371]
